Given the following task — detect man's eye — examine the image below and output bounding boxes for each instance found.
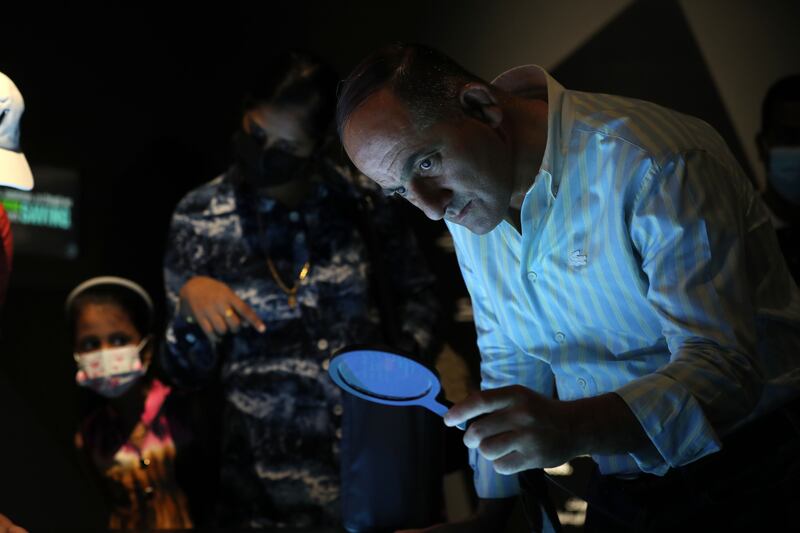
[418,158,433,171]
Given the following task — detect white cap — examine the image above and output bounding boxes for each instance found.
[0,71,34,191]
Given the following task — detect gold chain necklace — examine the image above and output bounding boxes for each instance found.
[266,258,310,308]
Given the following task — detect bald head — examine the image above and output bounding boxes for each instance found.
[341,61,523,235]
[336,43,485,139]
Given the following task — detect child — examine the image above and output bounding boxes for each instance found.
[67,276,198,530]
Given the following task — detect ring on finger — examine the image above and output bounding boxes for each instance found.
[224,307,235,318]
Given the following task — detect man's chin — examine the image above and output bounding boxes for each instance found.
[461,216,500,235]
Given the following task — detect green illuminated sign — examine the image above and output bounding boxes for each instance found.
[0,190,73,230]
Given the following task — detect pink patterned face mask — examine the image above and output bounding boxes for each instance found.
[74,338,150,398]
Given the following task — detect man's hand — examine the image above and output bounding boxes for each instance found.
[179,276,266,342]
[444,385,653,475]
[444,385,579,474]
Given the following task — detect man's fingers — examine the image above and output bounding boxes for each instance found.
[216,302,242,333]
[492,450,529,475]
[224,310,242,333]
[476,430,520,461]
[463,407,528,448]
[230,296,266,333]
[206,312,228,336]
[198,317,219,344]
[444,387,522,427]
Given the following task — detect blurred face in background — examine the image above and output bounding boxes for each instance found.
[234,102,321,190]
[759,97,800,205]
[73,302,151,398]
[242,103,318,158]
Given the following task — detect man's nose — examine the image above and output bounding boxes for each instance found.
[408,178,453,220]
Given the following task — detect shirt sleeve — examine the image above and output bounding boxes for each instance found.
[617,149,774,474]
[451,228,556,498]
[161,197,218,388]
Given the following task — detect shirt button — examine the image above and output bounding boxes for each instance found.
[577,378,587,390]
[317,338,329,351]
[555,332,566,343]
[333,404,343,416]
[322,358,330,371]
[185,332,197,343]
[289,211,300,222]
[527,271,538,282]
[335,428,343,440]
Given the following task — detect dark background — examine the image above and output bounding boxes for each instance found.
[0,1,796,530]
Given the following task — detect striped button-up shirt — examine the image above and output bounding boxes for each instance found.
[447,65,800,498]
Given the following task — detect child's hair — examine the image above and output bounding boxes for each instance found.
[66,277,153,341]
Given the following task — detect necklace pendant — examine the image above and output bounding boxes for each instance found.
[288,294,297,308]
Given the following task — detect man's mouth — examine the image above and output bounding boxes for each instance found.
[449,200,473,223]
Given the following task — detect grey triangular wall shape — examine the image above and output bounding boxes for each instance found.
[552,0,754,180]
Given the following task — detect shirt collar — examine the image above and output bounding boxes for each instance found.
[492,65,571,194]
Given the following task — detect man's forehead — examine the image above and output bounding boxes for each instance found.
[343,88,421,183]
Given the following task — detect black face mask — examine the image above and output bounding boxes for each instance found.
[232,130,310,188]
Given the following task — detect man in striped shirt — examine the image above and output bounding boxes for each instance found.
[337,44,800,532]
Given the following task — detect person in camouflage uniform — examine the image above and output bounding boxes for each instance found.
[160,51,440,529]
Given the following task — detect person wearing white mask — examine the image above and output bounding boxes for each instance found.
[66,276,199,530]
[757,74,800,282]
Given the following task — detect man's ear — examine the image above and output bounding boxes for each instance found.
[459,82,502,127]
